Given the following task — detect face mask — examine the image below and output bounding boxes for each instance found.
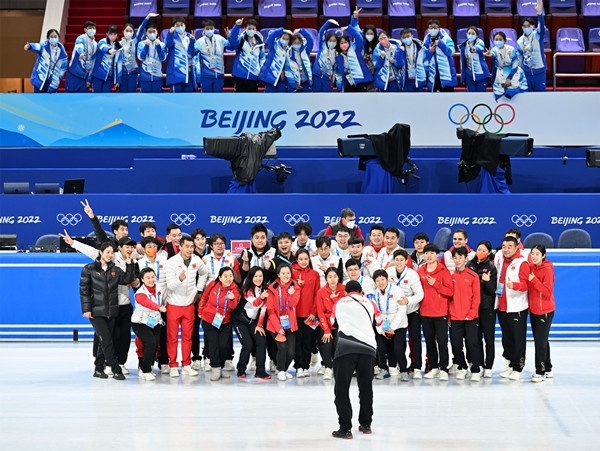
[402,37,412,46]
[340,42,349,52]
[146,248,158,258]
[49,37,58,45]
[292,44,302,51]
[467,34,476,42]
[204,29,214,37]
[147,32,157,41]
[86,29,96,38]
[327,41,337,50]
[246,29,256,37]
[365,34,374,42]
[476,251,489,261]
[345,220,356,229]
[429,28,439,37]
[280,39,289,47]
[523,27,533,36]
[494,40,504,48]
[175,26,185,34]
[124,31,133,39]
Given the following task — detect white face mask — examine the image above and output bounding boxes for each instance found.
[365,34,375,42]
[345,220,356,229]
[124,31,133,39]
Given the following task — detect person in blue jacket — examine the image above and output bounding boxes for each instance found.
[423,19,457,92]
[312,19,340,92]
[165,16,197,92]
[259,28,299,93]
[194,18,241,92]
[289,28,314,92]
[372,31,403,92]
[396,28,427,92]
[24,29,68,93]
[337,8,373,92]
[91,25,122,93]
[119,13,158,92]
[485,31,528,100]
[65,20,97,92]
[231,19,265,92]
[459,26,490,92]
[516,0,547,92]
[137,22,167,93]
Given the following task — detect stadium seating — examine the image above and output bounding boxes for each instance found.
[555,27,586,74]
[523,232,555,248]
[484,0,513,31]
[194,0,223,29]
[323,0,352,27]
[129,0,158,27]
[420,0,449,31]
[549,0,578,39]
[388,0,417,32]
[35,234,61,247]
[258,0,287,30]
[226,0,255,27]
[163,0,191,16]
[391,28,420,40]
[290,0,319,30]
[433,227,452,251]
[558,228,593,248]
[452,0,481,35]
[356,0,384,28]
[582,0,600,46]
[456,27,484,46]
[489,27,518,49]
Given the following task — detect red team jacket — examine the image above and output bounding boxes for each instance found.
[528,259,556,315]
[266,279,302,333]
[291,261,320,318]
[417,262,454,317]
[449,267,481,320]
[199,280,240,325]
[316,283,346,334]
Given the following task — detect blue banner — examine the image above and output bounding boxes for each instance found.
[0,193,598,249]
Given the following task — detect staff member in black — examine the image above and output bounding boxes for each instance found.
[330,280,383,439]
[80,241,134,379]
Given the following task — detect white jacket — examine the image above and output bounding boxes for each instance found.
[202,251,238,284]
[136,256,168,297]
[347,275,377,300]
[495,255,529,313]
[311,253,342,287]
[374,284,408,330]
[165,254,209,306]
[131,283,163,327]
[365,246,401,277]
[386,266,424,315]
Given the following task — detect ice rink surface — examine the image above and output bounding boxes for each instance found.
[1,341,599,450]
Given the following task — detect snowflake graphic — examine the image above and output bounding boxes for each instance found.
[17,124,25,132]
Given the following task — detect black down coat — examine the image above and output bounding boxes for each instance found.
[80,259,134,317]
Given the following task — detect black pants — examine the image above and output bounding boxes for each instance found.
[270,331,296,372]
[132,323,161,373]
[158,311,169,365]
[421,316,449,371]
[234,77,259,92]
[450,320,482,372]
[192,303,202,361]
[233,319,267,373]
[333,353,375,431]
[226,326,234,361]
[113,303,133,365]
[202,320,232,368]
[479,309,496,370]
[407,312,422,370]
[89,316,119,372]
[530,311,554,375]
[295,319,316,370]
[497,310,511,361]
[317,328,337,369]
[502,309,529,371]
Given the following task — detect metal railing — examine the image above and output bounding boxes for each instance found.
[553,52,600,91]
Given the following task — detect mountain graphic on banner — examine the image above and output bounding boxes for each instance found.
[0,128,43,147]
[50,119,191,146]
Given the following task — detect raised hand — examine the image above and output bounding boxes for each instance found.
[24,43,31,51]
[179,270,186,282]
[147,13,159,19]
[353,7,362,19]
[235,18,243,26]
[58,229,73,245]
[535,0,543,15]
[482,272,491,282]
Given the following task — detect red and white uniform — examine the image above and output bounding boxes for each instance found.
[311,253,342,287]
[449,267,481,320]
[202,251,241,283]
[387,266,424,315]
[374,284,408,331]
[417,263,454,317]
[243,287,267,326]
[132,283,163,326]
[199,280,239,325]
[441,246,476,274]
[495,250,530,313]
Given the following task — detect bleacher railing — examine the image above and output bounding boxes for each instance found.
[553,52,600,90]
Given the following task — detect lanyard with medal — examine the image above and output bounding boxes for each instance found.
[212,287,231,329]
[279,286,291,330]
[377,285,392,330]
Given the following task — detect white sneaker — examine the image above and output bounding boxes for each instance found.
[191,360,201,371]
[483,369,493,378]
[169,367,179,377]
[375,369,390,380]
[248,356,256,371]
[277,371,287,381]
[424,368,440,379]
[119,365,129,375]
[220,368,231,379]
[439,371,449,381]
[509,371,522,381]
[470,372,481,382]
[104,366,113,376]
[531,374,545,383]
[389,366,400,376]
[504,359,511,370]
[224,360,235,371]
[373,365,381,375]
[204,359,212,372]
[270,360,277,372]
[160,364,169,374]
[210,369,222,381]
[310,353,319,367]
[448,364,458,375]
[317,366,326,375]
[296,368,305,378]
[456,369,468,380]
[412,369,422,380]
[323,368,333,380]
[286,372,293,380]
[400,372,409,382]
[181,365,199,376]
[500,368,513,378]
[545,370,553,379]
[140,372,156,381]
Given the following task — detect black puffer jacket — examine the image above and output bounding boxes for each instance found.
[467,255,498,310]
[80,259,134,317]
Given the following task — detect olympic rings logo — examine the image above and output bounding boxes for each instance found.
[511,214,537,228]
[397,214,424,227]
[448,103,516,134]
[56,213,82,226]
[284,213,310,226]
[170,213,196,226]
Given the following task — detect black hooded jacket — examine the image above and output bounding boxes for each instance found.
[80,259,135,317]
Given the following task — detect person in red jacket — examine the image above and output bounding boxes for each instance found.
[291,249,320,378]
[199,267,239,381]
[417,243,454,380]
[528,244,556,383]
[266,264,302,381]
[449,247,482,381]
[316,267,346,380]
